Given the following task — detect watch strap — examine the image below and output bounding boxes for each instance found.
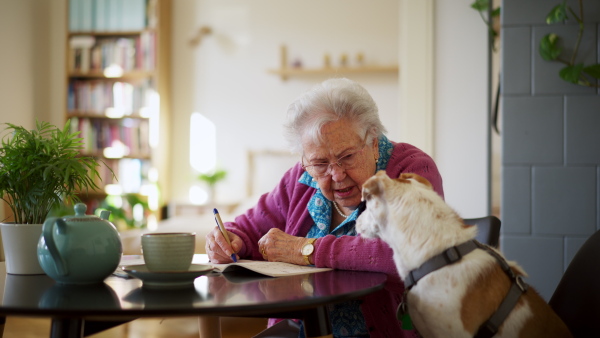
[303,238,317,265]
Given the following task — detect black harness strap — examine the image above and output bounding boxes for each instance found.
[402,240,529,338]
[475,278,528,338]
[404,240,479,290]
[473,244,529,338]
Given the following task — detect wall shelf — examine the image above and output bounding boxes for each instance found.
[79,152,153,160]
[69,30,148,37]
[67,111,150,119]
[68,71,155,79]
[267,65,399,81]
[267,45,398,80]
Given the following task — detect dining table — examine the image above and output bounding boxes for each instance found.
[0,254,388,338]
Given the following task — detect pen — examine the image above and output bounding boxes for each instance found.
[213,208,237,262]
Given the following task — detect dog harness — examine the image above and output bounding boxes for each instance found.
[398,239,529,338]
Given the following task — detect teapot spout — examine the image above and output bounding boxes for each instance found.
[100,210,111,220]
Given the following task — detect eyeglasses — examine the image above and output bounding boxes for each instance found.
[302,141,368,178]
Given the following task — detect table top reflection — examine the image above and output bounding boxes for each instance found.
[0,255,387,320]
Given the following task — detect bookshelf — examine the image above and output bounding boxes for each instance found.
[66,0,171,230]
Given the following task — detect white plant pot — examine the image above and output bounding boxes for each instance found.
[0,223,45,275]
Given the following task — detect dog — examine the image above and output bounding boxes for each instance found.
[356,171,572,338]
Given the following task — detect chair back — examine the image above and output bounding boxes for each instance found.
[464,216,501,248]
[549,230,600,337]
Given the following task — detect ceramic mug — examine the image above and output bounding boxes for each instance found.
[141,233,196,272]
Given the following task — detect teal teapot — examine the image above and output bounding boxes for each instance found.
[37,203,123,284]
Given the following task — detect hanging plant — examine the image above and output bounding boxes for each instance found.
[539,0,600,87]
[470,0,501,51]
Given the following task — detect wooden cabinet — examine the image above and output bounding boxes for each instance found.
[66,0,171,229]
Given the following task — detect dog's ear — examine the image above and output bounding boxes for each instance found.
[397,173,433,190]
[362,176,381,200]
[362,171,388,200]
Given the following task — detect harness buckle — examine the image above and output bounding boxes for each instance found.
[515,275,529,293]
[443,246,461,263]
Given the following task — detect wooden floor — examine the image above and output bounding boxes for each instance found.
[3,317,268,338]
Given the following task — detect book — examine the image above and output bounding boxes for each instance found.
[121,0,146,31]
[80,0,94,31]
[69,35,96,73]
[94,0,108,32]
[107,0,121,31]
[69,0,81,31]
[210,260,332,278]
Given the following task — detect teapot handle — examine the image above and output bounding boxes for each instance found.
[42,217,68,276]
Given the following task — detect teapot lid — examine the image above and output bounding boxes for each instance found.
[62,203,110,221]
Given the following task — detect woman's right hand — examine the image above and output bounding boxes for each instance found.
[205,227,243,263]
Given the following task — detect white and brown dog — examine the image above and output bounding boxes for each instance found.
[356,171,572,338]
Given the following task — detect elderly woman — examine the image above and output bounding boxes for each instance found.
[206,78,444,337]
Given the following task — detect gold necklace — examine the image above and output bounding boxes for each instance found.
[332,201,348,218]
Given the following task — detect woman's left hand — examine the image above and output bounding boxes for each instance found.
[258,228,307,265]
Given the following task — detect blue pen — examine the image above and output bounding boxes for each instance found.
[213,208,237,262]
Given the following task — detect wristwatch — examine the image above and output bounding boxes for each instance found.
[301,238,317,265]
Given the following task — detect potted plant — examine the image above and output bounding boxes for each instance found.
[0,120,110,274]
[198,169,227,204]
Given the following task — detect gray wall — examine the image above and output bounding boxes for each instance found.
[501,0,600,300]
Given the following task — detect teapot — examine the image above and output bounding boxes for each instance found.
[37,203,123,284]
[40,282,120,309]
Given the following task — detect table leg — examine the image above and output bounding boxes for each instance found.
[83,319,133,336]
[302,306,333,338]
[198,316,221,338]
[50,318,83,338]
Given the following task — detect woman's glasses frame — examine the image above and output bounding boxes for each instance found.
[301,134,369,178]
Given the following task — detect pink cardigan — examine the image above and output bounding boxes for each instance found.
[226,141,444,337]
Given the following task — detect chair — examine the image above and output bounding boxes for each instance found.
[464,216,501,248]
[549,230,600,337]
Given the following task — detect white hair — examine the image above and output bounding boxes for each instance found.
[283,78,387,154]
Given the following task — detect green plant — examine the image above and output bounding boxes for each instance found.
[473,0,599,87]
[198,169,227,188]
[198,169,227,203]
[470,0,501,50]
[0,120,112,224]
[540,0,600,87]
[99,193,149,229]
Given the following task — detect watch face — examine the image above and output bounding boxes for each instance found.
[301,243,314,256]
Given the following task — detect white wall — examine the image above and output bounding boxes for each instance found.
[171,0,491,218]
[433,0,490,218]
[0,0,491,220]
[0,0,65,129]
[0,0,66,221]
[0,0,36,129]
[171,0,400,204]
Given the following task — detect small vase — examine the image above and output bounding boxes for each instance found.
[0,223,45,275]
